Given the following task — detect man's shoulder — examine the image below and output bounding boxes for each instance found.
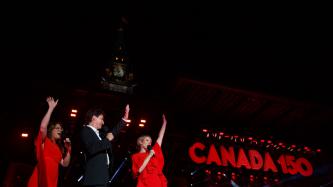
[80,125,94,135]
[80,125,88,130]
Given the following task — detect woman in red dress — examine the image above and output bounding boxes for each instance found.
[131,114,168,187]
[27,97,71,187]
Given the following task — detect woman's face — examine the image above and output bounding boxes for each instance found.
[51,124,63,140]
[141,136,152,149]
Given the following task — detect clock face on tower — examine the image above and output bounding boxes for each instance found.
[113,63,125,78]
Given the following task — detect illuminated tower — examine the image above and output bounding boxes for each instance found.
[101,17,136,94]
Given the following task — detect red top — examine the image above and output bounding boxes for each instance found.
[131,143,167,187]
[27,130,62,187]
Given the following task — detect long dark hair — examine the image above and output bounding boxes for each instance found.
[47,121,65,154]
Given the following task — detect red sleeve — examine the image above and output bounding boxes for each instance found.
[153,143,165,171]
[153,143,162,155]
[131,154,140,178]
[34,130,43,160]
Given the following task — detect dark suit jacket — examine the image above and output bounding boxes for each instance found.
[80,119,126,186]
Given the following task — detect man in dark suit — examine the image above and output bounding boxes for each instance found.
[80,105,129,187]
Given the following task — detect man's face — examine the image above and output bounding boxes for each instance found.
[93,114,104,129]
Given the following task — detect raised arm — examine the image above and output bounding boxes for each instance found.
[112,104,130,138]
[40,97,58,140]
[123,104,130,121]
[156,114,167,146]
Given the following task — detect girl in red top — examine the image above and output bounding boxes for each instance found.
[27,97,71,187]
[131,114,168,187]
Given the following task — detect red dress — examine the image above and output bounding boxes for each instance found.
[131,143,167,187]
[27,131,62,187]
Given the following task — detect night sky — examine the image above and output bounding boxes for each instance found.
[1,4,333,139]
[1,3,332,105]
[1,3,332,140]
[1,5,333,156]
[1,3,333,186]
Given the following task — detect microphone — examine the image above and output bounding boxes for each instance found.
[61,131,71,141]
[63,137,71,153]
[100,125,111,138]
[102,125,110,133]
[147,145,154,157]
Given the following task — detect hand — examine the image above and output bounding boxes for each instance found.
[123,104,130,120]
[106,132,114,141]
[149,149,155,157]
[125,104,130,113]
[162,113,167,125]
[46,96,58,109]
[64,138,71,153]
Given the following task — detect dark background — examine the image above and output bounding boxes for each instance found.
[1,3,332,103]
[1,2,333,186]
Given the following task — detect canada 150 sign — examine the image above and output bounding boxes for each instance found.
[188,142,313,176]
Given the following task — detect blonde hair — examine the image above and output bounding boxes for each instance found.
[136,135,151,150]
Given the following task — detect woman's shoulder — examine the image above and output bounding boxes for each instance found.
[153,143,161,150]
[131,152,144,160]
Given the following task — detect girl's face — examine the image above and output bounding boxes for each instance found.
[51,124,63,140]
[141,136,152,149]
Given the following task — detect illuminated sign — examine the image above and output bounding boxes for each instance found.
[189,142,313,176]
